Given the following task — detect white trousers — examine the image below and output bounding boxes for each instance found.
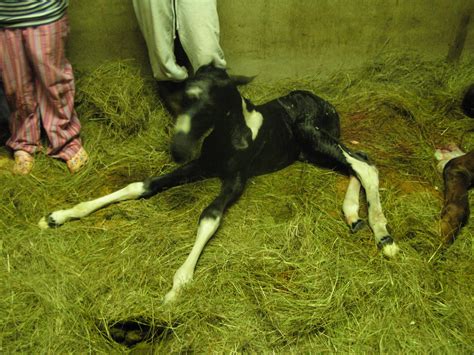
[133,0,227,81]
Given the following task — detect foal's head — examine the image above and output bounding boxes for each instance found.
[170,63,245,163]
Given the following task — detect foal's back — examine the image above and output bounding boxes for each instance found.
[246,90,342,177]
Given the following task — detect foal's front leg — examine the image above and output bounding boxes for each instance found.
[163,174,246,304]
[38,161,207,228]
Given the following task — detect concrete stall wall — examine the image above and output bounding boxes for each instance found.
[67,0,474,79]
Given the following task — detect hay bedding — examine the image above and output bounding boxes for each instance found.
[0,52,473,352]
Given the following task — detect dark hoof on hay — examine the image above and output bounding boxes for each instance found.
[377,235,394,249]
[47,214,60,228]
[38,214,61,229]
[442,235,456,245]
[350,219,366,233]
[105,319,172,347]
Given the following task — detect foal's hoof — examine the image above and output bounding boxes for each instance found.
[377,235,400,258]
[350,219,366,233]
[38,214,60,229]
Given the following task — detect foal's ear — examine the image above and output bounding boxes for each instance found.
[230,75,256,86]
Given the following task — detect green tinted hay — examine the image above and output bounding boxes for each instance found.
[75,61,164,138]
[1,53,473,353]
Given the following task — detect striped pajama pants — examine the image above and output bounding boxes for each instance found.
[0,15,82,161]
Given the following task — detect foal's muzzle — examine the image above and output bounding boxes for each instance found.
[170,132,196,163]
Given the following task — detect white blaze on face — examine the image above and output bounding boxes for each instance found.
[186,86,203,99]
[241,99,263,140]
[175,113,191,134]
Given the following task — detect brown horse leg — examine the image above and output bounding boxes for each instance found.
[440,151,474,243]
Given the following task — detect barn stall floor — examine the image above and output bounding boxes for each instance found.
[0,53,473,353]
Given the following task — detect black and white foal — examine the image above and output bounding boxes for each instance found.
[39,64,399,303]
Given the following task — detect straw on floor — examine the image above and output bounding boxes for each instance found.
[0,52,473,353]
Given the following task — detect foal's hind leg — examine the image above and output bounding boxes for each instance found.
[39,160,207,228]
[295,123,398,257]
[340,150,399,257]
[343,175,365,233]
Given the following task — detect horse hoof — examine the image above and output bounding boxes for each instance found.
[38,214,61,229]
[377,235,400,258]
[350,219,366,233]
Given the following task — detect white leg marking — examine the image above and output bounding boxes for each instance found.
[241,99,263,140]
[163,215,221,304]
[342,151,387,236]
[343,175,361,226]
[342,150,399,256]
[175,113,191,134]
[38,182,146,228]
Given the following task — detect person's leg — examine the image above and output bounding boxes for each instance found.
[0,27,42,168]
[177,0,226,73]
[0,80,10,140]
[133,0,188,81]
[0,28,42,174]
[23,16,87,171]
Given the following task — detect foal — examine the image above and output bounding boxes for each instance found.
[39,64,398,303]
